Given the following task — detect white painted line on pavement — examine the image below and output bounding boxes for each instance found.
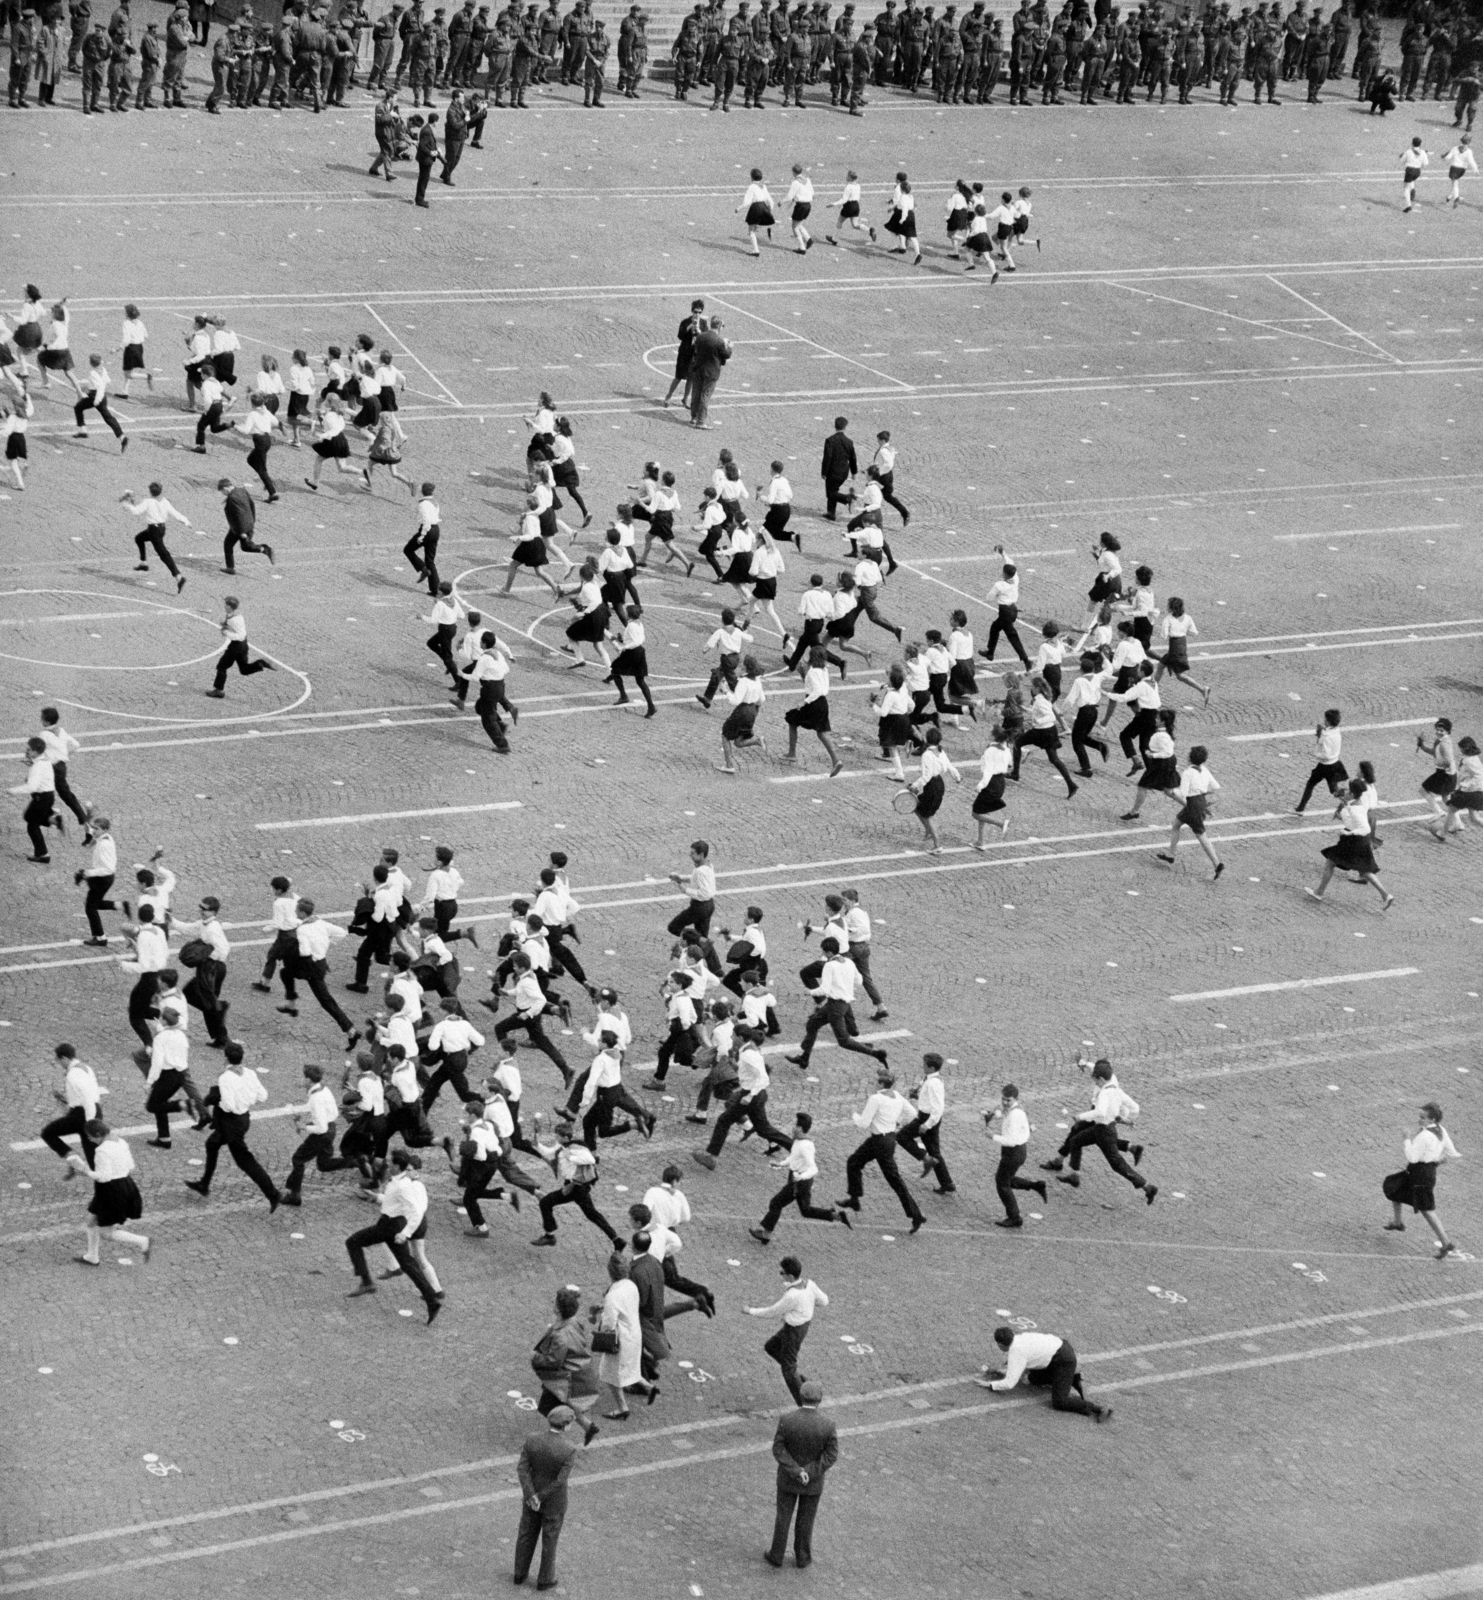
[3,1322,1476,1592]
[255,801,523,831]
[1197,617,1483,649]
[1299,1562,1483,1600]
[1168,968,1420,1004]
[1194,630,1483,664]
[1272,522,1461,543]
[1228,717,1437,743]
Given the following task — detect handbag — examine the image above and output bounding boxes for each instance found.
[590,1325,619,1355]
[178,938,212,968]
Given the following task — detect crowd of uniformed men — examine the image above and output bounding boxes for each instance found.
[6,0,1481,127]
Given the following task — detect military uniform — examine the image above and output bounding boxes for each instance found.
[849,23,871,106]
[584,17,608,102]
[618,5,648,94]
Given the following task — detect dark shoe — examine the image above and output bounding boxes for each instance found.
[1040,1157,1063,1172]
[1056,1173,1081,1188]
[276,1005,299,1016]
[146,1138,173,1149]
[1144,1184,1159,1206]
[251,981,272,993]
[1031,1180,1048,1202]
[692,1150,717,1171]
[783,1053,807,1069]
[749,1227,772,1244]
[531,1233,557,1246]
[764,1554,785,1569]
[280,1193,303,1207]
[994,1217,1024,1229]
[1130,1145,1144,1167]
[184,1180,209,1197]
[835,1208,852,1229]
[836,1196,860,1211]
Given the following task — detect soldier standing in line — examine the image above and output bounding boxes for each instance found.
[849,20,871,108]
[584,14,609,103]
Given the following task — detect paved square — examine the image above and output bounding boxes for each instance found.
[2,26,1480,1600]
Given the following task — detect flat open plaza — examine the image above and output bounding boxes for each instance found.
[2,31,1481,1600]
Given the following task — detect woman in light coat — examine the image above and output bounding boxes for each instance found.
[596,1250,652,1418]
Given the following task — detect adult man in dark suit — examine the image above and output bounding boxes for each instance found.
[688,316,731,429]
[766,1380,838,1570]
[663,297,708,409]
[514,1405,581,1589]
[819,416,857,519]
[218,477,274,574]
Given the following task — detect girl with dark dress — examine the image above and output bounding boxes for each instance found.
[1305,777,1394,911]
[1383,1103,1458,1258]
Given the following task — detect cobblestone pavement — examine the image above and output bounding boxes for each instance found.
[1,73,1480,1600]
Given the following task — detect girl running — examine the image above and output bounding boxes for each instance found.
[1119,707,1176,819]
[256,354,285,415]
[910,727,960,854]
[947,610,980,711]
[717,655,766,771]
[1416,718,1458,825]
[1125,564,1157,652]
[740,528,787,643]
[737,168,776,257]
[871,664,914,782]
[785,164,815,253]
[823,574,869,672]
[1427,735,1483,841]
[1154,596,1211,704]
[946,179,974,260]
[1012,185,1037,251]
[1083,531,1124,626]
[1400,136,1428,211]
[825,170,875,245]
[1384,1102,1460,1258]
[925,629,972,725]
[1099,621,1148,729]
[883,173,922,263]
[503,493,564,598]
[971,725,1012,848]
[988,191,1017,273]
[303,395,359,490]
[1107,659,1162,772]
[1010,675,1079,799]
[963,202,997,277]
[363,406,416,496]
[782,646,843,775]
[903,641,937,746]
[287,350,314,446]
[39,300,85,398]
[605,600,658,717]
[637,470,689,571]
[1157,744,1223,879]
[530,466,578,576]
[1,398,27,490]
[560,558,612,671]
[524,390,556,467]
[12,285,44,377]
[373,349,407,441]
[1443,134,1477,206]
[1032,620,1067,702]
[548,417,590,527]
[119,303,151,398]
[1305,777,1394,910]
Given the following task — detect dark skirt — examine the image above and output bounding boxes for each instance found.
[6,433,27,461]
[1422,770,1457,797]
[750,575,778,600]
[89,1175,143,1227]
[1175,793,1210,834]
[885,206,917,238]
[552,459,580,490]
[649,510,675,541]
[13,321,42,351]
[1383,1161,1438,1213]
[914,774,945,818]
[948,659,978,698]
[1448,788,1483,812]
[838,199,860,219]
[512,535,548,568]
[878,712,912,747]
[972,773,1007,815]
[538,504,560,539]
[1162,640,1190,674]
[567,604,610,644]
[792,201,812,222]
[1018,725,1062,754]
[1139,756,1178,791]
[786,696,830,732]
[826,610,860,641]
[611,645,649,678]
[314,434,350,458]
[1088,573,1123,603]
[378,384,399,412]
[40,348,73,371]
[967,233,993,255]
[262,394,281,414]
[672,347,692,381]
[722,701,759,741]
[745,201,775,227]
[722,552,753,586]
[122,342,145,372]
[947,207,971,234]
[287,391,310,419]
[1321,833,1378,874]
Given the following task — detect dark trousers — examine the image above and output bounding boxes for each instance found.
[200,1112,281,1205]
[427,622,457,677]
[285,1129,338,1193]
[1030,1342,1092,1413]
[246,435,276,497]
[415,158,435,204]
[763,1319,808,1404]
[75,393,124,438]
[289,956,355,1032]
[786,617,826,671]
[261,929,299,998]
[581,1082,649,1148]
[183,958,230,1046]
[82,874,115,938]
[707,1089,790,1155]
[214,638,270,689]
[128,971,160,1048]
[51,761,89,825]
[1069,1121,1148,1189]
[822,475,851,519]
[1070,705,1109,773]
[223,531,271,572]
[797,998,883,1066]
[761,1174,837,1232]
[538,1181,619,1241]
[845,1131,924,1222]
[195,402,232,447]
[494,1012,572,1082]
[666,897,714,940]
[986,605,1030,666]
[24,792,56,858]
[1118,708,1158,763]
[135,526,182,579]
[845,942,883,1007]
[513,1494,566,1587]
[995,1142,1036,1222]
[476,682,511,752]
[769,1485,822,1568]
[41,1105,96,1167]
[1296,760,1347,812]
[896,1114,953,1191]
[353,921,395,986]
[421,1049,473,1111]
[345,1213,438,1307]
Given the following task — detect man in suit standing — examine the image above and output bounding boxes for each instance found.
[514,1405,581,1589]
[766,1380,838,1570]
[687,315,731,429]
[819,415,857,519]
